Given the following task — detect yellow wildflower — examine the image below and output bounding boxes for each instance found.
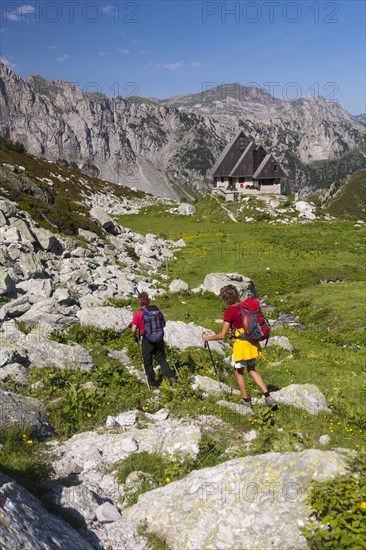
[26,440,33,445]
[87,413,92,418]
[360,502,366,512]
[165,477,171,483]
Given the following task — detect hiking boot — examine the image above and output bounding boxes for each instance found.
[241,397,253,409]
[168,377,176,386]
[264,395,276,408]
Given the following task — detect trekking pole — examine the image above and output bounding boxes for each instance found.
[204,340,223,392]
[136,329,150,390]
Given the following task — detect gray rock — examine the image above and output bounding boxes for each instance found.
[192,375,240,396]
[137,244,157,259]
[96,502,121,523]
[295,201,316,220]
[0,473,93,549]
[264,335,293,351]
[78,228,101,243]
[145,408,170,421]
[0,342,27,367]
[173,238,186,248]
[20,312,77,331]
[11,218,38,246]
[0,269,16,296]
[164,321,226,354]
[76,306,133,330]
[0,363,28,384]
[115,273,136,294]
[1,226,21,242]
[63,460,84,475]
[0,198,18,218]
[202,273,256,298]
[319,435,331,445]
[15,279,53,303]
[0,295,31,319]
[90,206,120,235]
[123,449,349,550]
[0,319,25,345]
[169,279,189,293]
[52,287,76,306]
[17,251,45,279]
[32,227,64,254]
[25,334,94,371]
[271,384,330,414]
[46,482,101,522]
[54,420,201,475]
[243,429,259,442]
[178,203,196,215]
[0,389,52,438]
[18,298,78,330]
[106,411,137,429]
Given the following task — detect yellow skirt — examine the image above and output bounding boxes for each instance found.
[232,329,261,362]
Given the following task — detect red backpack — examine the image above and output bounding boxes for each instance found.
[237,298,270,345]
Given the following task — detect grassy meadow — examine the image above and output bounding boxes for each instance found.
[1,150,365,545]
[115,199,366,452]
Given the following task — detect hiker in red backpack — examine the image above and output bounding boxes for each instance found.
[203,284,276,409]
[131,292,176,388]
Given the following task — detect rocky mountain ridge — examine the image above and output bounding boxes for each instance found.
[1,63,365,199]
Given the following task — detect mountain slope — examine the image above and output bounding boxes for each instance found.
[316,170,366,221]
[0,63,365,198]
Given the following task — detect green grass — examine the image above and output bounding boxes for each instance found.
[0,428,54,496]
[271,281,366,346]
[118,206,365,297]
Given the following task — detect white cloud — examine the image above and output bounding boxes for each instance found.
[56,54,69,62]
[101,5,117,14]
[117,48,130,55]
[0,57,17,70]
[131,39,139,44]
[139,50,150,55]
[149,61,203,71]
[48,45,57,50]
[5,4,36,22]
[160,61,183,71]
[98,51,108,56]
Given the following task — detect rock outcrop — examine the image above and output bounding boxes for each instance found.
[123,449,349,549]
[0,473,94,549]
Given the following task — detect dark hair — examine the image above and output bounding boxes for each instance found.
[138,292,149,304]
[219,285,240,305]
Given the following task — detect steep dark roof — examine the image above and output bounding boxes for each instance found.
[230,142,255,176]
[208,130,249,176]
[253,154,287,179]
[209,130,285,180]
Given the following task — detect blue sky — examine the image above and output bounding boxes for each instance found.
[1,0,365,114]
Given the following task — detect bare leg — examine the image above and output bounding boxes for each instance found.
[248,367,268,394]
[234,368,249,399]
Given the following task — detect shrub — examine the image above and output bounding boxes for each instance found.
[302,451,366,548]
